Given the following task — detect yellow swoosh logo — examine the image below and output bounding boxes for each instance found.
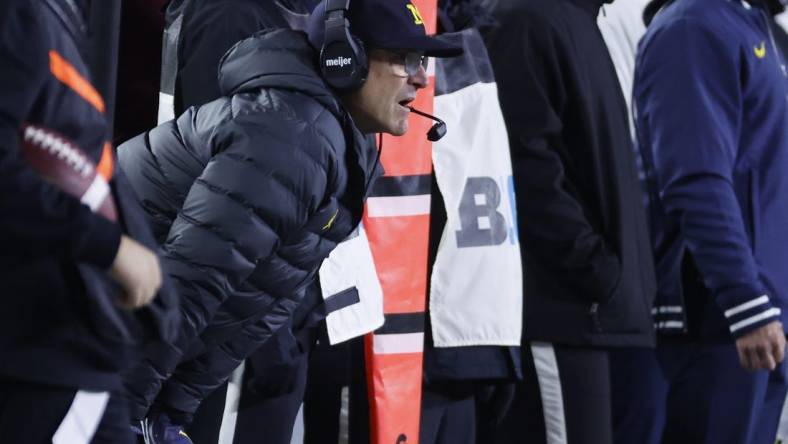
[754,41,767,59]
[406,4,424,25]
[323,209,339,231]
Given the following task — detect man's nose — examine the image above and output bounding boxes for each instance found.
[409,64,428,89]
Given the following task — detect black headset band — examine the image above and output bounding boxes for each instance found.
[323,0,351,47]
[323,13,348,45]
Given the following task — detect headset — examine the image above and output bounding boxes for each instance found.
[320,0,447,141]
[320,0,368,91]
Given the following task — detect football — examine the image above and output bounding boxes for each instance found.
[20,123,117,222]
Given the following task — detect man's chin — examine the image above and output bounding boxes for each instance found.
[389,120,408,137]
[375,118,408,136]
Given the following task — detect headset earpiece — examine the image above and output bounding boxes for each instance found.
[320,0,367,91]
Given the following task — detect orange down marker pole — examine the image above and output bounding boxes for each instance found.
[362,1,437,443]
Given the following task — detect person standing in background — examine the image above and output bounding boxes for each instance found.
[631,0,788,442]
[157,0,319,121]
[483,0,658,442]
[0,1,177,442]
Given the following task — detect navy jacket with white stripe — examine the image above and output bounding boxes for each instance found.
[0,0,179,391]
[635,0,788,339]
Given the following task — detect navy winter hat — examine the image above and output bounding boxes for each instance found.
[306,0,463,57]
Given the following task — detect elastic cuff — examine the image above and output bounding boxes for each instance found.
[723,294,782,339]
[72,209,122,269]
[652,305,685,332]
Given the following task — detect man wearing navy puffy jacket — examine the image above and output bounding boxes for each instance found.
[117,1,462,442]
[625,0,788,441]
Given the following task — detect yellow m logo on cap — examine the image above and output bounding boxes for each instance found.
[406,3,424,25]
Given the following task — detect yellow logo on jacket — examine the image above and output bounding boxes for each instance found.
[754,41,767,59]
[323,209,339,231]
[406,3,424,25]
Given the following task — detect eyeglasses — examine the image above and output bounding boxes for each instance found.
[373,50,428,77]
[397,52,428,77]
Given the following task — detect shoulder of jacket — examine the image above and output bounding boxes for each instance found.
[211,89,343,165]
[265,88,345,144]
[642,1,739,57]
[642,2,738,56]
[650,0,739,34]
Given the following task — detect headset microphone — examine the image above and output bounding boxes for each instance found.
[407,107,447,142]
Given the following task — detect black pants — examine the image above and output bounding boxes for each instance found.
[303,336,370,444]
[610,343,788,444]
[190,334,370,444]
[420,382,476,444]
[0,380,134,444]
[185,351,309,444]
[124,297,293,423]
[233,348,309,444]
[492,342,612,444]
[186,324,316,444]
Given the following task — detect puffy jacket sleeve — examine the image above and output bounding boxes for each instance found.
[635,19,778,338]
[0,0,121,268]
[485,11,621,302]
[160,116,329,331]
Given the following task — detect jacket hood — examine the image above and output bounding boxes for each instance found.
[218,28,342,117]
